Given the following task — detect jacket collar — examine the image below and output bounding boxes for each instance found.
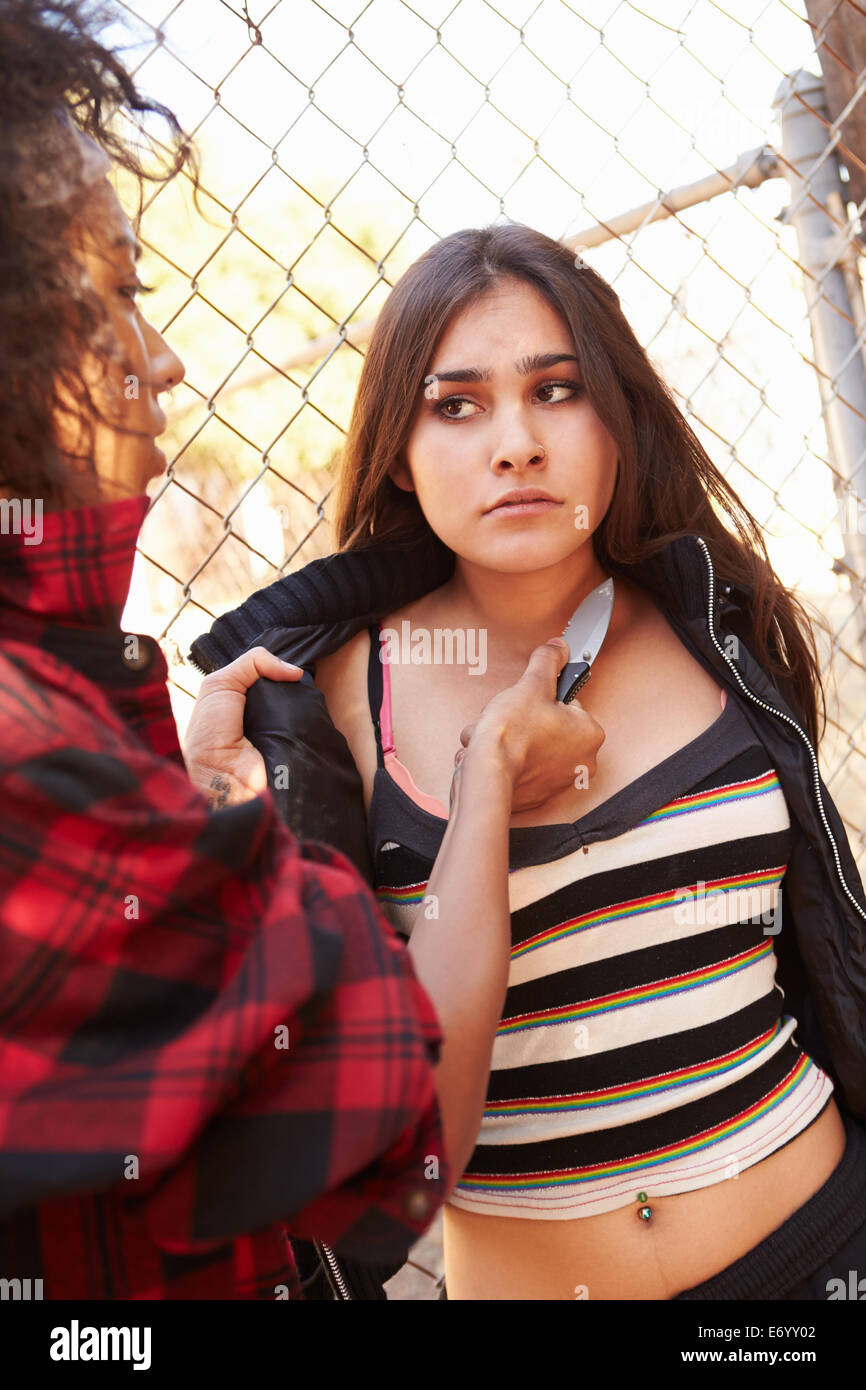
[188,530,750,675]
[0,491,151,631]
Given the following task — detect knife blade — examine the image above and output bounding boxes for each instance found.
[555,576,615,704]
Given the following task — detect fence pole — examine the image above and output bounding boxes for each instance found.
[772,68,866,656]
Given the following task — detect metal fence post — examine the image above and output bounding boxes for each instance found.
[772,69,866,656]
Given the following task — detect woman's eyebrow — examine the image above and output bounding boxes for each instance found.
[113,233,142,261]
[428,352,580,384]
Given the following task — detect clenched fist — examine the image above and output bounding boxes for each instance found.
[183,646,305,809]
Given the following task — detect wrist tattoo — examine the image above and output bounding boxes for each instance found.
[207,773,233,810]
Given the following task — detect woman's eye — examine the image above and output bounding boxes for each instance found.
[119,282,156,303]
[536,380,583,403]
[433,378,583,414]
[434,396,479,420]
[433,381,583,419]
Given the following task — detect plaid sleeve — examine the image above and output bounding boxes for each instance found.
[0,654,449,1264]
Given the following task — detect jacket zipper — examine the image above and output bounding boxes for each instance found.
[695,536,866,926]
[316,1239,352,1300]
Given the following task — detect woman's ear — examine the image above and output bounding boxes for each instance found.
[388,456,415,493]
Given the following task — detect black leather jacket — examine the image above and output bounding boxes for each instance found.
[189,529,866,1296]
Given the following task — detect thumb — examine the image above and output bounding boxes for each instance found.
[202,645,305,695]
[251,647,306,680]
[520,636,571,693]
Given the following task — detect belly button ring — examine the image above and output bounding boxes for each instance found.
[636,1191,653,1221]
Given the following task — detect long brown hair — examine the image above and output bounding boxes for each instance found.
[333,223,827,748]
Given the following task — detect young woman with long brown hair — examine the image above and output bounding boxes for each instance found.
[301,223,866,1300]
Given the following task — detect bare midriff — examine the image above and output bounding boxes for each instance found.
[442,1096,847,1299]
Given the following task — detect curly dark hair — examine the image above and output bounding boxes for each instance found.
[0,0,201,509]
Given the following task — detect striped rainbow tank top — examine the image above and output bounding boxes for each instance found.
[365,622,835,1220]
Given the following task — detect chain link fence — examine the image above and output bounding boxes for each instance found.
[117,0,866,858]
[108,0,866,1300]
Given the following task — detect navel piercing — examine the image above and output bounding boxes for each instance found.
[636,1190,653,1222]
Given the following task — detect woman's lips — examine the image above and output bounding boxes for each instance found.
[486,499,563,516]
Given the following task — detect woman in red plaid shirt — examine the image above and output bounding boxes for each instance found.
[0,0,602,1299]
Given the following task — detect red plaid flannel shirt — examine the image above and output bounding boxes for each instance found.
[0,491,449,1299]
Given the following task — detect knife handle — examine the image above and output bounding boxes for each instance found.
[556,660,591,704]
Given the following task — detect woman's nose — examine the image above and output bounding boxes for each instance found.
[490,429,546,471]
[145,320,186,392]
[489,401,546,470]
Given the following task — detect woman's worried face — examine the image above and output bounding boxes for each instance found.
[391,276,618,576]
